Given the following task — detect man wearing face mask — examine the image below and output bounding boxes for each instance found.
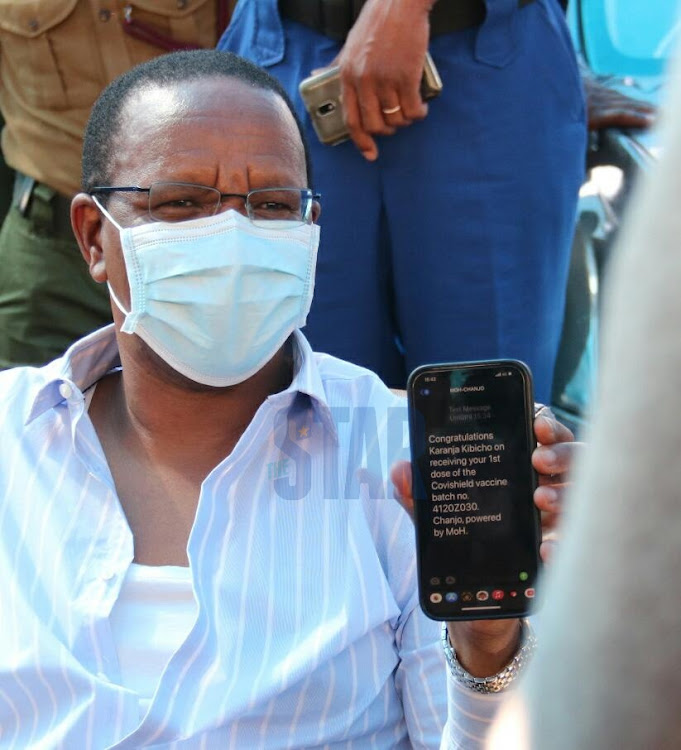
[0,50,574,747]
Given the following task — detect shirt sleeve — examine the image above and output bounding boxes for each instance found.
[394,601,505,749]
[394,599,447,749]
[395,598,508,749]
[439,671,506,750]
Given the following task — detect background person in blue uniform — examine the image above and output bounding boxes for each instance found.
[218,0,587,403]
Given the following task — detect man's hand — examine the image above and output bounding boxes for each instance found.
[583,76,655,131]
[326,0,435,160]
[391,408,579,677]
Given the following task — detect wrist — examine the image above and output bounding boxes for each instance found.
[447,620,522,677]
[443,619,536,694]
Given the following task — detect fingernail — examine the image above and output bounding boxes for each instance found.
[539,413,555,434]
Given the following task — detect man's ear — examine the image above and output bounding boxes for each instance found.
[71,193,107,283]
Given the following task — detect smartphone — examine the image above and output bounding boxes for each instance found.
[298,52,443,146]
[406,360,540,621]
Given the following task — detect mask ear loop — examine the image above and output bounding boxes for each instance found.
[91,194,132,317]
[107,281,131,317]
[91,194,124,232]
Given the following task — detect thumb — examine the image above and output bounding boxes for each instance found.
[390,460,414,521]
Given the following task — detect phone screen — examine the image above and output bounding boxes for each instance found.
[407,360,540,620]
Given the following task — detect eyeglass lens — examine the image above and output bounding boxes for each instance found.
[147,183,311,225]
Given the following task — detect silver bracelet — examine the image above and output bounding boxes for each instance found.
[441,619,537,694]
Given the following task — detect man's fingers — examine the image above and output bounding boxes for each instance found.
[341,79,379,160]
[532,441,582,478]
[379,101,412,129]
[539,538,557,564]
[354,81,397,136]
[395,78,428,122]
[534,483,566,513]
[533,410,574,446]
[338,60,427,157]
[584,79,656,131]
[589,109,656,130]
[362,76,411,129]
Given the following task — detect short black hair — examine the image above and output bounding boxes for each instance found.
[82,49,312,192]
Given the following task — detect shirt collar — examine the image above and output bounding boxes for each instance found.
[25,327,337,440]
[25,325,121,424]
[285,329,338,442]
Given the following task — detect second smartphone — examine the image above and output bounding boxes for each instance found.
[407,360,540,621]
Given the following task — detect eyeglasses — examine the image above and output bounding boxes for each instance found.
[89,182,320,227]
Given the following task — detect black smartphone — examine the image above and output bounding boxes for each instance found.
[407,360,540,621]
[298,52,443,145]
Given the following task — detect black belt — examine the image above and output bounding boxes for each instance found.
[279,0,535,41]
[12,172,74,239]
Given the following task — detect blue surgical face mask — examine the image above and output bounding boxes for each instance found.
[94,201,319,386]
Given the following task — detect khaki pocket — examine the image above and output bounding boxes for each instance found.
[0,0,217,112]
[122,0,217,57]
[0,0,79,110]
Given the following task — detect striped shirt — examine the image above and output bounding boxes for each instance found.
[0,326,499,749]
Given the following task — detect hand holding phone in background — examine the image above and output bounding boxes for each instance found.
[299,53,442,147]
[298,0,433,160]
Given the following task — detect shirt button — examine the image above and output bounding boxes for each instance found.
[59,382,73,400]
[177,0,188,8]
[28,19,39,31]
[99,9,111,22]
[100,567,117,581]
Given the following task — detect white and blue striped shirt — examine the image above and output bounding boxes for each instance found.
[0,326,500,749]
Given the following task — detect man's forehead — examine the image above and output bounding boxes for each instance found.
[111,76,306,180]
[118,76,292,134]
[123,83,185,123]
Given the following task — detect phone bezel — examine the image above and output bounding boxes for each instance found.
[406,359,541,621]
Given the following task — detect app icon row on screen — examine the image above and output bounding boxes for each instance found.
[429,588,535,604]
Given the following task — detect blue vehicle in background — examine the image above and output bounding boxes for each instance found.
[551,0,673,432]
[571,0,675,80]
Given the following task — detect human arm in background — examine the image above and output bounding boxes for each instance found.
[580,57,656,131]
[317,0,435,160]
[322,0,653,164]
